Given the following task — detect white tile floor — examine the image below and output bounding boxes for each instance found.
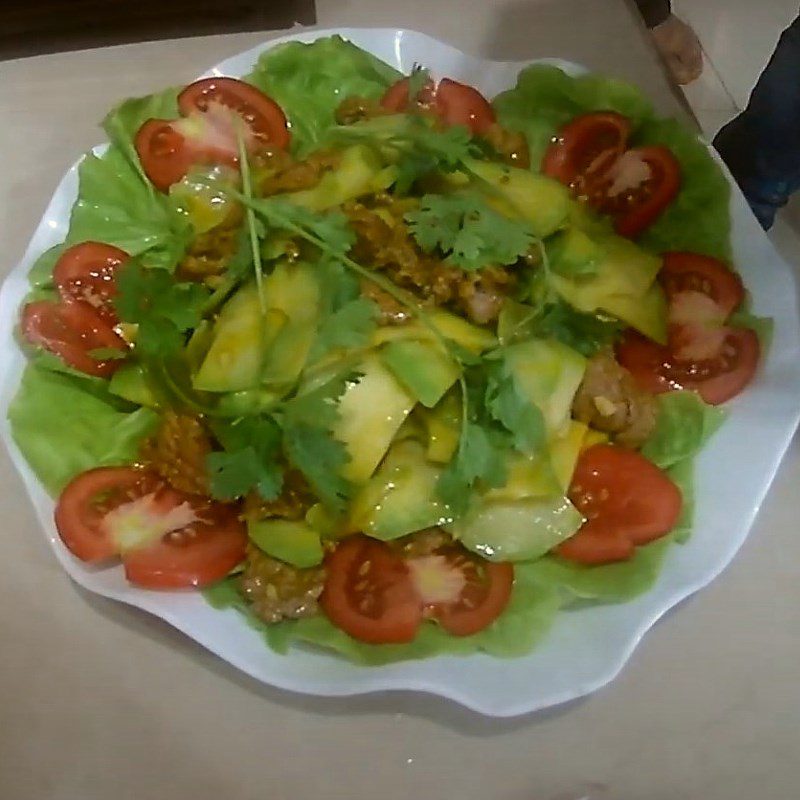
[672,0,800,261]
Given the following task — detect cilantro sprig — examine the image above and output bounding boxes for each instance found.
[205,371,356,510]
[405,192,534,270]
[326,114,479,194]
[114,262,210,357]
[438,362,546,514]
[207,416,284,501]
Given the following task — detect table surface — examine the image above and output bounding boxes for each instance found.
[1,2,798,799]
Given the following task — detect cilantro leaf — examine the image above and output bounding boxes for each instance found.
[282,422,351,512]
[325,115,477,193]
[406,65,431,98]
[245,197,356,257]
[283,371,355,430]
[316,253,362,312]
[437,422,507,515]
[403,120,476,172]
[207,416,283,501]
[308,298,378,363]
[225,226,256,283]
[405,193,534,271]
[485,369,545,455]
[280,371,356,511]
[532,301,623,356]
[115,262,210,358]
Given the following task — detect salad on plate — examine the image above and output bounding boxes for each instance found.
[7,35,769,664]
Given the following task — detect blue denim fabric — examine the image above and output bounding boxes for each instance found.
[713,14,800,230]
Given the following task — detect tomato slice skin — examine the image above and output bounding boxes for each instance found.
[55,467,155,563]
[542,114,679,238]
[122,501,247,589]
[556,444,682,565]
[616,326,760,405]
[21,300,126,377]
[321,536,515,643]
[136,78,290,192]
[425,549,514,636]
[380,76,494,135]
[53,241,129,325]
[556,529,634,565]
[54,467,247,588]
[659,251,745,319]
[178,77,290,151]
[135,118,197,193]
[435,78,496,135]
[380,76,437,112]
[320,536,422,644]
[611,146,681,238]
[541,111,632,186]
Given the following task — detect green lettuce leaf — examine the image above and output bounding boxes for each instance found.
[525,536,674,602]
[102,88,179,185]
[204,560,565,664]
[245,35,400,157]
[67,145,191,270]
[641,391,726,470]
[8,365,158,494]
[729,307,775,353]
[26,244,65,289]
[635,117,731,260]
[668,457,695,544]
[493,64,731,260]
[493,65,652,166]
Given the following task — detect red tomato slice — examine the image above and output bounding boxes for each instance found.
[542,113,680,238]
[556,444,682,565]
[320,536,422,644]
[435,78,496,136]
[380,76,494,135]
[659,251,745,319]
[55,467,159,562]
[607,146,681,238]
[136,78,289,191]
[178,77,290,151]
[53,241,129,325]
[21,300,126,377]
[121,499,246,589]
[408,547,514,636]
[616,326,760,405]
[380,76,437,112]
[54,466,247,588]
[541,111,632,186]
[134,119,198,193]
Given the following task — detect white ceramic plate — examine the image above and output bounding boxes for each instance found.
[1,28,799,718]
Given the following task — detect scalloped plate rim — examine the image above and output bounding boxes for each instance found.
[1,27,799,718]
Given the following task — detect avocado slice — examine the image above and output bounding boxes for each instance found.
[346,441,453,540]
[504,339,587,436]
[260,261,322,386]
[194,283,285,393]
[380,339,461,408]
[371,308,497,355]
[549,228,668,343]
[108,362,160,408]
[549,420,589,491]
[484,451,561,502]
[286,145,386,211]
[418,390,461,463]
[248,518,324,568]
[447,496,584,562]
[332,354,417,484]
[548,227,606,278]
[463,158,571,238]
